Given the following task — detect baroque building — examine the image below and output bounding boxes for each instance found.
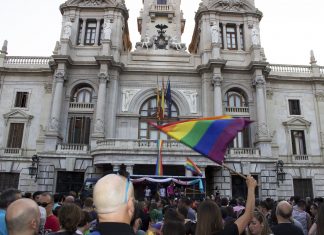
[0,0,323,199]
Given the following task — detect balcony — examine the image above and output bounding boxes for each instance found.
[149,4,175,22]
[56,144,89,154]
[227,148,260,158]
[3,148,22,156]
[224,106,249,115]
[292,155,310,163]
[69,102,94,113]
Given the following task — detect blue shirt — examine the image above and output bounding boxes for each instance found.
[0,209,7,235]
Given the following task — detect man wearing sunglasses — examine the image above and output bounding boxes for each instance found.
[91,174,135,235]
[39,192,60,233]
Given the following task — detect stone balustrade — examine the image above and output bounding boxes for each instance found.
[153,4,171,11]
[269,64,311,73]
[56,144,88,154]
[3,148,22,156]
[4,56,51,65]
[227,148,260,158]
[225,106,249,114]
[69,102,94,111]
[293,155,310,162]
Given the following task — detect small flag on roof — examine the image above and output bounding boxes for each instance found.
[149,116,252,164]
[185,157,202,176]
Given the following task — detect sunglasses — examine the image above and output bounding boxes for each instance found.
[38,202,51,208]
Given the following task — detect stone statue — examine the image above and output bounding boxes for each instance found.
[142,34,151,49]
[62,21,72,39]
[169,36,186,51]
[251,26,260,45]
[211,24,220,43]
[103,20,112,40]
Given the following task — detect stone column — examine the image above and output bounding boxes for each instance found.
[236,24,242,50]
[212,75,223,116]
[80,19,87,46]
[93,72,109,138]
[49,71,65,133]
[95,19,101,46]
[253,75,269,140]
[222,24,227,49]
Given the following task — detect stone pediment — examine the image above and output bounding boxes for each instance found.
[64,0,125,8]
[282,117,311,128]
[207,0,254,12]
[3,110,33,125]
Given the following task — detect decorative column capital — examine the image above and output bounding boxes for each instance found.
[98,72,109,83]
[54,71,66,83]
[212,75,223,87]
[252,75,265,88]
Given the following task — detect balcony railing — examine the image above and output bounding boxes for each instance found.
[69,102,94,112]
[225,106,249,114]
[269,64,311,73]
[4,56,51,65]
[3,148,22,156]
[152,4,171,11]
[227,148,260,158]
[56,144,89,154]
[293,155,310,162]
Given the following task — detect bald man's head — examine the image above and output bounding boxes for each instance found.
[6,198,40,235]
[93,174,134,223]
[276,201,293,220]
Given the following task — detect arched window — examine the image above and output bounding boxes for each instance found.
[224,89,248,108]
[139,97,179,140]
[71,86,94,103]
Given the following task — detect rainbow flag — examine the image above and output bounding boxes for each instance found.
[155,139,164,176]
[150,116,252,164]
[186,157,202,176]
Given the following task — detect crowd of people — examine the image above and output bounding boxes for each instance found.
[0,174,323,235]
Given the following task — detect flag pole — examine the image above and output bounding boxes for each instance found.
[222,163,247,180]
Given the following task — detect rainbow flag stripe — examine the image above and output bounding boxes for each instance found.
[151,116,252,164]
[185,157,202,176]
[155,139,164,176]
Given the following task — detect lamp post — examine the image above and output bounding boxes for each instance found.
[276,160,286,186]
[28,155,40,182]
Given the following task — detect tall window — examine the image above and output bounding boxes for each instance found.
[77,19,83,45]
[7,123,24,148]
[14,92,28,108]
[226,25,237,50]
[85,20,97,45]
[293,179,313,198]
[157,0,167,4]
[99,19,104,45]
[139,97,178,139]
[68,117,91,144]
[240,25,244,50]
[289,99,301,115]
[230,127,250,148]
[71,86,94,103]
[225,90,248,108]
[291,130,306,155]
[219,23,224,49]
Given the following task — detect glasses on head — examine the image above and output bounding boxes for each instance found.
[38,202,51,208]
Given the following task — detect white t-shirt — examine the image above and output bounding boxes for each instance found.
[144,188,151,197]
[159,188,166,197]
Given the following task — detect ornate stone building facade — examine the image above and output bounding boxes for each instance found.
[0,0,323,199]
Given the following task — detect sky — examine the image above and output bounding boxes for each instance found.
[0,0,323,65]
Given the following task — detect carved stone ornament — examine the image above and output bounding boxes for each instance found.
[255,122,269,139]
[94,119,104,132]
[210,0,252,11]
[98,72,109,82]
[121,88,141,112]
[80,0,103,6]
[179,89,198,113]
[253,75,265,88]
[266,88,273,99]
[212,76,223,87]
[54,71,65,82]
[49,117,59,131]
[315,92,324,102]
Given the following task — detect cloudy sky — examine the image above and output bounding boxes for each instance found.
[0,0,323,65]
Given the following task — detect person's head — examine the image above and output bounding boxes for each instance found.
[162,221,185,235]
[317,203,324,235]
[220,197,229,207]
[296,199,306,211]
[164,208,184,223]
[195,200,223,235]
[24,192,32,199]
[78,210,92,233]
[248,211,272,235]
[83,197,94,209]
[6,198,40,235]
[259,200,272,216]
[177,204,188,219]
[58,203,82,233]
[64,195,75,204]
[32,191,43,202]
[276,201,292,223]
[93,174,135,224]
[0,188,21,209]
[310,203,318,217]
[39,192,54,216]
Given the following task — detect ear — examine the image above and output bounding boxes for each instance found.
[30,218,37,230]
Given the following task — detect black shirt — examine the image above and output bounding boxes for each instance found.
[272,222,304,235]
[186,221,239,235]
[95,222,135,235]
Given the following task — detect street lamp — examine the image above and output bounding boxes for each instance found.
[28,155,40,182]
[276,160,286,186]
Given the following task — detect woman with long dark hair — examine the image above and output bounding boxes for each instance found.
[195,176,257,235]
[309,203,324,235]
